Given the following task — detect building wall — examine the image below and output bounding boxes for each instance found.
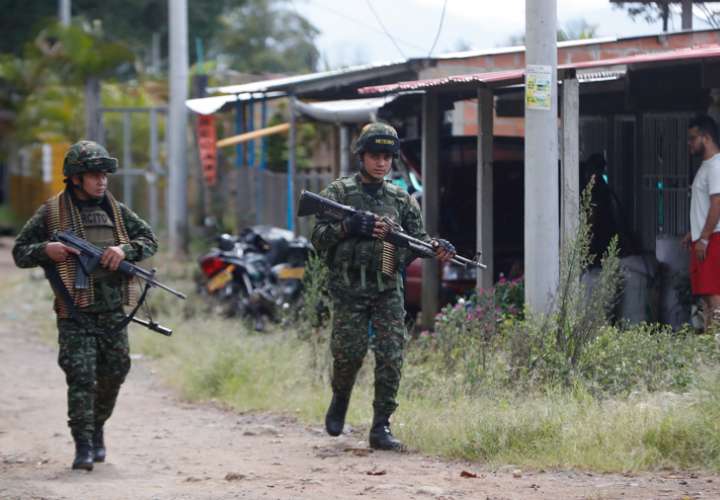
[423,30,720,137]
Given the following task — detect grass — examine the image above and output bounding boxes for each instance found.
[7,258,720,473]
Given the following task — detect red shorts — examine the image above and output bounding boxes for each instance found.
[690,232,720,296]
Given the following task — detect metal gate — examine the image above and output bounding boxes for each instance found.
[235,168,332,237]
[97,106,168,230]
[638,113,693,252]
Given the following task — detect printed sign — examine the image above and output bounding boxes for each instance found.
[525,65,552,111]
[197,114,218,186]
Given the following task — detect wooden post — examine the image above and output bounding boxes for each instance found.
[561,77,580,250]
[421,92,440,329]
[477,87,494,290]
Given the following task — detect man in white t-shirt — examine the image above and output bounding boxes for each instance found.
[684,114,720,332]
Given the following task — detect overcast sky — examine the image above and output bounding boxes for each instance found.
[294,0,717,69]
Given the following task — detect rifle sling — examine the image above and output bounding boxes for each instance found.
[43,262,150,336]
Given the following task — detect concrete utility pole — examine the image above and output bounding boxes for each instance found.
[168,0,189,255]
[59,0,71,25]
[524,0,559,313]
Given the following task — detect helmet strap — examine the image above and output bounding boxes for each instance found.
[357,152,389,184]
[67,174,102,201]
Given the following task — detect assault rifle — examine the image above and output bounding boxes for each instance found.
[297,190,486,270]
[51,230,187,336]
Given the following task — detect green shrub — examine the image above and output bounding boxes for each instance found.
[581,324,719,394]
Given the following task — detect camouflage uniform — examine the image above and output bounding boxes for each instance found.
[311,172,430,415]
[12,141,157,447]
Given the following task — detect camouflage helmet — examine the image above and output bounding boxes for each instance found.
[352,122,400,157]
[63,140,118,177]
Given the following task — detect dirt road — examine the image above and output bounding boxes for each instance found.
[1,238,718,500]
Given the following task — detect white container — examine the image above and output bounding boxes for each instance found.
[656,235,690,329]
[616,255,659,324]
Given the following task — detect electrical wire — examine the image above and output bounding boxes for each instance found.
[365,0,407,59]
[427,0,449,57]
[305,0,426,52]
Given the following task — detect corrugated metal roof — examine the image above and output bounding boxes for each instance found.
[186,91,285,115]
[293,95,398,123]
[435,36,618,61]
[358,45,720,95]
[208,59,409,95]
[359,69,526,95]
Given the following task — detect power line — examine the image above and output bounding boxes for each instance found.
[365,0,406,59]
[427,0,448,57]
[306,0,426,52]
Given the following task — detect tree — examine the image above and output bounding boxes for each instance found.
[611,1,720,31]
[612,0,674,31]
[557,19,599,42]
[0,1,245,60]
[0,0,319,71]
[0,22,134,143]
[214,0,320,73]
[0,1,56,56]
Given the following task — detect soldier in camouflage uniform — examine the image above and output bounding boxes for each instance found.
[311,122,455,451]
[13,140,158,471]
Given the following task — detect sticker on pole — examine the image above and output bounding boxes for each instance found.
[525,65,552,111]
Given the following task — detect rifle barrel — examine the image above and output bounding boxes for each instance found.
[147,279,187,299]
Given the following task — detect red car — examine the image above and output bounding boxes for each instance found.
[398,136,524,316]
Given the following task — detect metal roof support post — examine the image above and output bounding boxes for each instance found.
[476,87,494,290]
[247,98,259,224]
[561,77,580,251]
[257,99,267,225]
[248,99,256,168]
[421,92,440,329]
[287,96,297,231]
[524,0,559,314]
[339,125,351,177]
[234,100,248,231]
[260,99,268,170]
[235,100,245,167]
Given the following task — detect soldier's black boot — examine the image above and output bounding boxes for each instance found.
[71,432,94,471]
[92,427,106,463]
[324,393,350,436]
[369,412,404,451]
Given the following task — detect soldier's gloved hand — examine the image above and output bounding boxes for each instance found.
[432,238,455,262]
[342,212,376,237]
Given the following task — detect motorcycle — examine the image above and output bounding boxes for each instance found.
[196,225,311,331]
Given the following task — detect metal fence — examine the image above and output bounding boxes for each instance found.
[234,168,332,237]
[639,113,693,251]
